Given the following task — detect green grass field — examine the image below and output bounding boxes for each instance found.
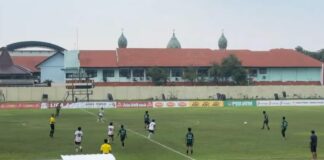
[0,107,323,160]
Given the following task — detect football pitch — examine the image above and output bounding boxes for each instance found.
[0,107,323,160]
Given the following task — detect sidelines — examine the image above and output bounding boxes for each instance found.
[80,109,196,160]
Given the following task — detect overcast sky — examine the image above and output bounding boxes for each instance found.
[0,0,323,51]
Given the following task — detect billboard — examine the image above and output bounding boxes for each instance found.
[257,100,324,107]
[189,101,224,107]
[225,100,256,107]
[116,101,153,108]
[41,102,116,109]
[0,102,41,109]
[153,101,189,108]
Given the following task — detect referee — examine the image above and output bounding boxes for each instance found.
[49,114,55,138]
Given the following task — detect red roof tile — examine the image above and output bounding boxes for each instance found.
[221,49,322,67]
[12,56,48,72]
[79,48,322,68]
[79,50,117,68]
[117,48,215,67]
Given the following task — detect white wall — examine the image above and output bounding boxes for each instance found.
[1,86,324,102]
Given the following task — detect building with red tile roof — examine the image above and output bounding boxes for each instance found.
[65,48,322,85]
[3,36,323,85]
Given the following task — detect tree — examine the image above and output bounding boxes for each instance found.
[43,79,53,87]
[221,54,242,80]
[146,67,169,85]
[295,46,324,62]
[208,63,222,82]
[220,54,247,84]
[232,67,247,85]
[183,67,197,83]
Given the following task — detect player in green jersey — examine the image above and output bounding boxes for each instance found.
[144,111,150,129]
[118,124,127,148]
[186,128,194,155]
[261,111,270,130]
[281,116,288,140]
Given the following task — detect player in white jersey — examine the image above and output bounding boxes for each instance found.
[74,126,83,152]
[148,119,156,139]
[108,122,115,143]
[97,107,104,122]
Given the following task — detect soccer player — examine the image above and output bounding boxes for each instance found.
[108,122,114,143]
[261,111,270,130]
[55,103,61,117]
[74,126,83,152]
[310,130,318,160]
[49,114,55,138]
[186,127,194,155]
[118,125,127,148]
[100,139,112,154]
[281,116,288,140]
[144,111,150,129]
[98,107,104,122]
[148,119,156,139]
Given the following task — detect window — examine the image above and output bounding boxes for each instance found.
[65,73,74,78]
[85,70,97,78]
[133,69,144,77]
[259,68,267,74]
[249,69,257,77]
[197,68,208,77]
[171,68,183,77]
[103,70,115,77]
[119,69,130,78]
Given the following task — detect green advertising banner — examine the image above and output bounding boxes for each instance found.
[224,100,256,107]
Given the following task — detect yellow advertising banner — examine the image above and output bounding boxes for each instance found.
[189,101,224,107]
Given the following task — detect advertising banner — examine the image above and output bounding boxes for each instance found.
[153,101,189,108]
[0,102,41,109]
[225,100,256,107]
[257,100,324,107]
[76,102,116,109]
[189,101,224,107]
[41,102,116,109]
[116,101,153,108]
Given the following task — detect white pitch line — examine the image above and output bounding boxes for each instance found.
[127,128,196,160]
[80,109,196,160]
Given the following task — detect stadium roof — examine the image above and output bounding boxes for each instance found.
[79,48,322,68]
[6,41,66,52]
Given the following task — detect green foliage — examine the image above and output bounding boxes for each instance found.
[221,54,242,79]
[232,67,247,85]
[208,63,222,82]
[146,67,169,85]
[183,67,197,83]
[295,46,324,61]
[43,79,53,87]
[221,54,247,84]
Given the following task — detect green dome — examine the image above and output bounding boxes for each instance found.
[167,32,181,48]
[118,32,127,48]
[218,33,227,50]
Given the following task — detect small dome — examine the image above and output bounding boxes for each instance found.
[218,33,227,50]
[167,32,181,48]
[118,32,127,48]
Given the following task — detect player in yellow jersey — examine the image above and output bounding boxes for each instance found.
[100,139,112,154]
[49,114,55,138]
